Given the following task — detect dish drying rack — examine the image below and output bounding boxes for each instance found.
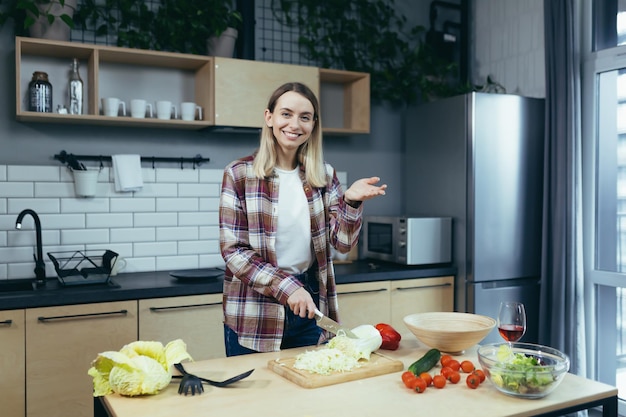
[47,250,119,286]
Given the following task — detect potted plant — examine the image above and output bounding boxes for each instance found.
[0,0,77,40]
[271,0,471,106]
[74,0,242,55]
[152,0,242,55]
[73,0,156,50]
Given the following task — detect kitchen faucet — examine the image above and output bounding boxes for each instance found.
[15,209,46,285]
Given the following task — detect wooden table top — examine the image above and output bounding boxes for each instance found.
[100,336,618,417]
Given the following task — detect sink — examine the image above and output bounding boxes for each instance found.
[0,279,36,293]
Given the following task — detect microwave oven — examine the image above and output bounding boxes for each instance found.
[362,216,452,265]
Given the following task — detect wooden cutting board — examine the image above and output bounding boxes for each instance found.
[267,351,404,388]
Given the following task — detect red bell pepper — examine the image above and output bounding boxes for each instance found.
[375,323,402,350]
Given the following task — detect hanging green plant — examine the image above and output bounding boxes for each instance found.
[271,0,472,106]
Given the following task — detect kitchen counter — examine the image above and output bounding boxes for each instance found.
[0,260,456,310]
[97,338,617,417]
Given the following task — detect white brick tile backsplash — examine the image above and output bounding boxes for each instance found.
[0,182,34,197]
[110,198,156,213]
[9,198,60,214]
[156,255,199,271]
[110,227,156,243]
[8,230,60,247]
[34,182,75,198]
[156,226,198,241]
[0,165,347,278]
[134,212,177,227]
[178,183,220,197]
[157,168,199,183]
[156,197,199,212]
[8,165,60,181]
[61,198,110,213]
[199,254,225,268]
[199,198,220,212]
[178,212,218,226]
[178,239,215,255]
[199,169,224,183]
[87,213,133,228]
[134,241,177,257]
[134,183,178,197]
[61,228,109,245]
[40,213,85,230]
[199,226,219,239]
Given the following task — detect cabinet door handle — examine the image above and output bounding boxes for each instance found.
[339,288,389,296]
[395,283,452,291]
[0,319,13,325]
[38,309,128,322]
[149,302,222,312]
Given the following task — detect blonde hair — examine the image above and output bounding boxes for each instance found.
[253,82,327,187]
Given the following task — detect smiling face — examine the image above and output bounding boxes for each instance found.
[264,91,316,169]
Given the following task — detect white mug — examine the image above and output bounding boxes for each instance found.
[110,257,127,276]
[180,102,203,121]
[102,97,126,117]
[156,100,177,120]
[130,99,153,119]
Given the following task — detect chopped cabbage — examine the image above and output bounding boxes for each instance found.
[293,348,360,375]
[88,339,193,397]
[294,324,383,375]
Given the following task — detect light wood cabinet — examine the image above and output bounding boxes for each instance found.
[336,276,454,334]
[25,301,137,417]
[336,281,391,328]
[390,276,455,333]
[0,309,26,417]
[138,294,225,360]
[15,37,370,133]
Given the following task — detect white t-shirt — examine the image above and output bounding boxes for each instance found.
[275,167,313,274]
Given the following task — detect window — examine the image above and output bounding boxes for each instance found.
[584,1,626,414]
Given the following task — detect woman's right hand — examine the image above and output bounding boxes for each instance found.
[287,287,317,319]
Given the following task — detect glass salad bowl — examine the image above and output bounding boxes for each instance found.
[477,342,570,399]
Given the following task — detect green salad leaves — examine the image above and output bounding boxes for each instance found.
[490,345,556,395]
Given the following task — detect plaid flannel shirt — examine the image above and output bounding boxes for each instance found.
[219,153,362,352]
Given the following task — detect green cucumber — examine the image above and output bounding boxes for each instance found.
[408,348,441,375]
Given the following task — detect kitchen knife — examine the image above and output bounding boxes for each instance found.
[314,308,358,339]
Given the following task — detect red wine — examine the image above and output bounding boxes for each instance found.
[498,324,525,342]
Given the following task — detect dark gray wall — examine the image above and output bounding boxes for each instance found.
[0,25,408,216]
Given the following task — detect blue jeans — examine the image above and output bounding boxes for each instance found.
[224,269,322,357]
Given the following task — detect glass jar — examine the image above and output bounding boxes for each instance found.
[28,71,52,113]
[68,59,83,115]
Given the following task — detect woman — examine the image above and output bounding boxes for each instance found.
[219,82,387,356]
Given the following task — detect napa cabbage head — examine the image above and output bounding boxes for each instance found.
[327,324,382,360]
[88,339,193,397]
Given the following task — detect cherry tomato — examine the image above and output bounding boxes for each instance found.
[447,359,461,371]
[447,370,461,384]
[473,369,486,383]
[419,372,433,386]
[432,374,447,389]
[411,377,428,393]
[460,360,475,373]
[402,371,417,388]
[466,373,480,389]
[440,366,454,378]
[440,354,453,367]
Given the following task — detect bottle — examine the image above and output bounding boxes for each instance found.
[68,58,83,115]
[28,71,52,113]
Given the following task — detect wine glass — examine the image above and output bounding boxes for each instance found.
[497,301,527,343]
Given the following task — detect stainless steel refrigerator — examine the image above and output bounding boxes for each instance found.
[404,93,544,343]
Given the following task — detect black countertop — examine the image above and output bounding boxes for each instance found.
[0,260,456,310]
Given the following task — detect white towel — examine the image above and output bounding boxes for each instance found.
[112,154,143,192]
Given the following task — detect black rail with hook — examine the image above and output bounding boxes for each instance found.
[53,150,210,170]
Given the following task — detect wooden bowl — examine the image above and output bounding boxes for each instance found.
[403,312,496,354]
